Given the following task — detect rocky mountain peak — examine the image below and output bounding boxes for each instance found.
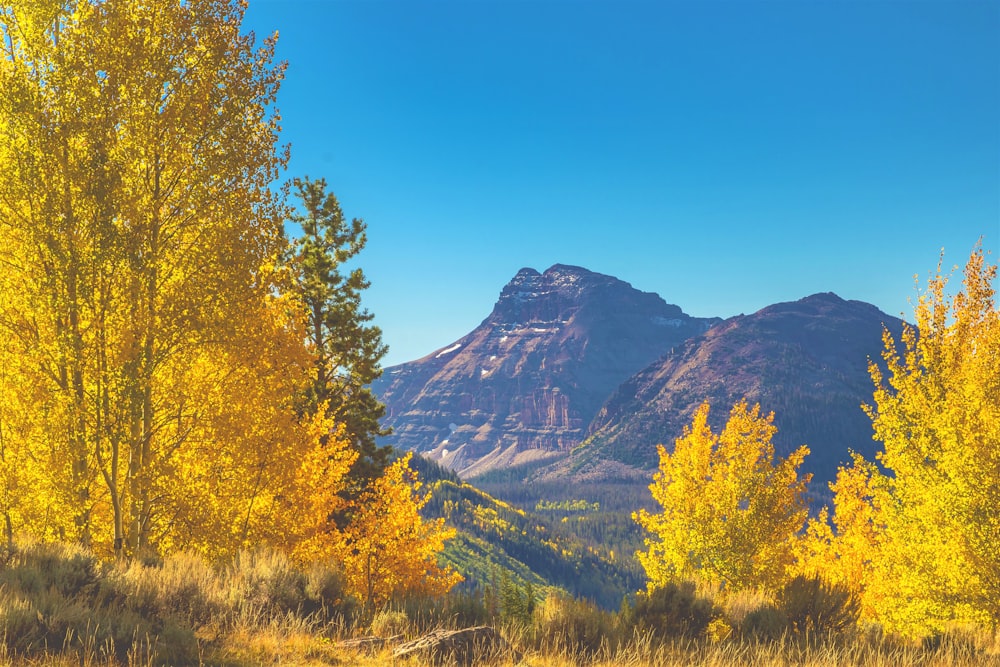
[373,265,720,478]
[543,263,597,280]
[491,264,679,328]
[496,264,598,307]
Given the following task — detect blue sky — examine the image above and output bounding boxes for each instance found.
[243,0,998,367]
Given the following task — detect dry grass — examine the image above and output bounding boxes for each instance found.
[0,542,997,666]
[343,635,1000,667]
[0,619,997,666]
[0,540,352,666]
[311,632,1000,667]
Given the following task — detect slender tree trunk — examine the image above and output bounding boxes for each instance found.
[127,156,162,557]
[66,223,91,547]
[95,275,125,558]
[0,423,13,554]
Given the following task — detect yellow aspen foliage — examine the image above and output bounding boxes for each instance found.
[634,400,810,592]
[853,245,999,636]
[141,298,356,561]
[793,453,887,622]
[337,453,461,610]
[0,0,355,562]
[0,303,70,545]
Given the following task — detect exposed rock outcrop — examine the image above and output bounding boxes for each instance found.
[372,264,719,478]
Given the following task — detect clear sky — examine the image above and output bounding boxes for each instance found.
[243,0,999,368]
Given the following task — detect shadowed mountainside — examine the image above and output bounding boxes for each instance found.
[554,292,904,489]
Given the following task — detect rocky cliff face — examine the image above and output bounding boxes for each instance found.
[372,265,720,478]
[557,293,904,488]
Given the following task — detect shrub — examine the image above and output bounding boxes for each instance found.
[705,616,733,643]
[627,581,717,638]
[776,575,860,635]
[740,604,788,640]
[109,551,223,630]
[0,541,102,599]
[370,609,409,638]
[229,549,310,617]
[533,592,618,657]
[304,561,347,607]
[0,542,149,661]
[0,579,161,662]
[152,618,199,665]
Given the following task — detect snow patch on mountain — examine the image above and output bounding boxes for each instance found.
[436,343,462,358]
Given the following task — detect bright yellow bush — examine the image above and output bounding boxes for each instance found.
[799,244,999,638]
[634,400,810,592]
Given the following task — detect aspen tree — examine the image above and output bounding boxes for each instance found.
[635,401,810,592]
[797,245,998,636]
[0,0,354,560]
[338,453,461,610]
[864,246,998,635]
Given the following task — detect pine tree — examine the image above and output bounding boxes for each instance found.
[284,177,391,489]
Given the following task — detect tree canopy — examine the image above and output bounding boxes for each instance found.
[0,0,458,608]
[284,177,390,489]
[634,400,811,592]
[799,245,999,637]
[337,453,461,610]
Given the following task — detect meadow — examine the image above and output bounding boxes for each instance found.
[0,540,996,667]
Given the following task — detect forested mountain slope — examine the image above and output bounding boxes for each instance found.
[409,455,643,609]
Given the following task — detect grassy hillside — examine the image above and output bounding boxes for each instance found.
[410,454,644,609]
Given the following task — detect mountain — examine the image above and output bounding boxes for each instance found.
[372,264,720,478]
[561,292,904,489]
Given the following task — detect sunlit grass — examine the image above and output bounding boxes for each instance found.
[0,540,997,666]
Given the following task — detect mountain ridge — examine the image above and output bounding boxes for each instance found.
[552,291,904,488]
[374,265,903,491]
[372,264,720,477]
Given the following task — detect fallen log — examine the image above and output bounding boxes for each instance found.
[392,626,521,665]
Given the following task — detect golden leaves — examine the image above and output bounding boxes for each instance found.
[336,453,461,609]
[862,245,998,635]
[0,0,311,561]
[0,3,459,610]
[801,244,998,637]
[635,400,810,593]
